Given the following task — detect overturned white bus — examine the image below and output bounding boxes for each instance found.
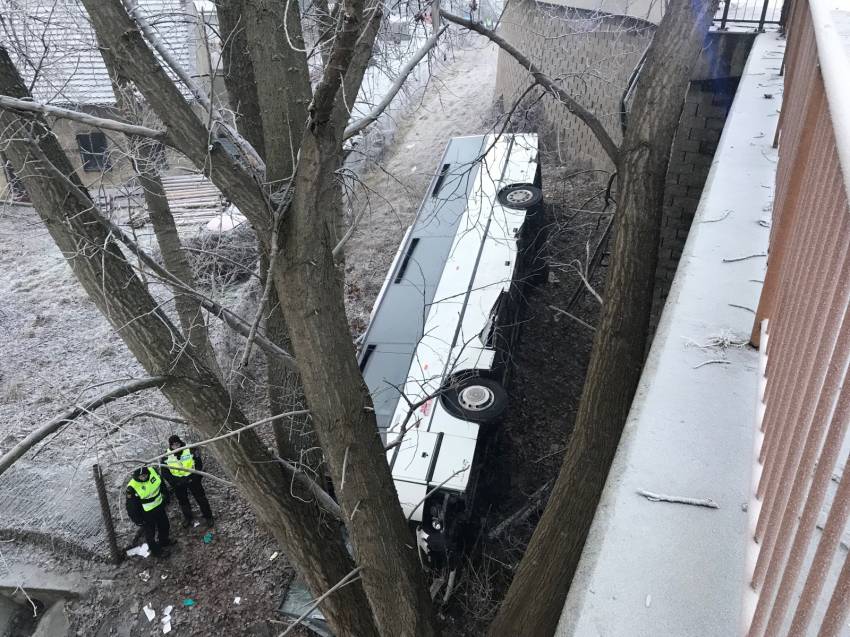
[358,133,545,560]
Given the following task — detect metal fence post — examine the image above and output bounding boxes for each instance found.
[93,463,122,565]
[758,0,771,31]
[719,0,731,29]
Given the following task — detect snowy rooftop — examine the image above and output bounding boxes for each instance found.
[557,29,784,636]
[0,0,198,105]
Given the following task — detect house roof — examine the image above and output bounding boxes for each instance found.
[1,0,198,105]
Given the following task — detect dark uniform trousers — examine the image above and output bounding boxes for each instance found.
[143,505,170,555]
[174,476,213,521]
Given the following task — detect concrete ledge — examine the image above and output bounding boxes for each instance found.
[557,30,785,637]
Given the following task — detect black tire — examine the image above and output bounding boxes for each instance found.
[497,183,543,210]
[441,376,508,424]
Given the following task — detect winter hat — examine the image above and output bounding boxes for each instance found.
[168,434,185,447]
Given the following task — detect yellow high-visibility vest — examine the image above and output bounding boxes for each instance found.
[127,467,163,512]
[166,449,195,478]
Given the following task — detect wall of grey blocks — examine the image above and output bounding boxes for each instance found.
[495,5,755,337]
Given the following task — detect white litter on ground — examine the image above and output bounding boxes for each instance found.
[138,570,151,583]
[161,605,173,634]
[233,596,241,605]
[269,551,279,561]
[126,543,150,558]
[143,604,155,622]
[205,205,248,233]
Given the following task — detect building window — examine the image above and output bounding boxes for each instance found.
[76,132,109,171]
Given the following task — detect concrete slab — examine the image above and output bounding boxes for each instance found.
[31,601,70,637]
[0,563,90,607]
[557,29,784,637]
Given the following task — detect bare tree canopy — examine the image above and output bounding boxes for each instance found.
[0,0,722,634]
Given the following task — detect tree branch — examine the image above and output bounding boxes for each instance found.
[275,455,343,520]
[0,377,169,477]
[27,142,298,370]
[440,10,620,164]
[0,95,166,139]
[343,25,448,140]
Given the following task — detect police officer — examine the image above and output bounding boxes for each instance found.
[164,435,214,528]
[126,465,171,557]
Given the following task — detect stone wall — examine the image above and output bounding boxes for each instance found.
[495,6,755,333]
[495,0,655,170]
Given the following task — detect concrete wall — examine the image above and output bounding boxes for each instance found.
[495,1,655,170]
[542,0,664,23]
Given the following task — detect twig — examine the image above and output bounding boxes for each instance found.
[699,209,732,223]
[406,466,469,522]
[137,410,310,467]
[548,305,595,331]
[275,456,342,520]
[0,95,166,139]
[344,25,449,140]
[692,359,732,369]
[240,222,281,367]
[0,377,169,477]
[722,253,767,263]
[728,303,755,313]
[487,481,552,541]
[637,489,719,509]
[279,568,363,637]
[440,10,620,164]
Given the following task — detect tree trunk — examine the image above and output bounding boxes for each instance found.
[82,0,439,632]
[274,124,438,636]
[0,49,379,637]
[99,42,221,376]
[487,1,718,635]
[215,0,266,158]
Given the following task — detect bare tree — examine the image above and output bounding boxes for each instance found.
[0,0,720,634]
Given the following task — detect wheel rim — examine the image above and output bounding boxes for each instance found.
[458,385,495,412]
[505,188,534,205]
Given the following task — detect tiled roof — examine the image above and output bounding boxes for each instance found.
[1,0,198,105]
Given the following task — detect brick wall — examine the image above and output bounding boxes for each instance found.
[649,33,755,332]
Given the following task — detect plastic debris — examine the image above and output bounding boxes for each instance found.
[233,596,241,605]
[202,531,214,544]
[182,599,196,607]
[127,543,151,558]
[193,521,201,528]
[138,571,151,583]
[143,604,156,622]
[161,605,173,634]
[269,551,279,561]
[160,574,169,580]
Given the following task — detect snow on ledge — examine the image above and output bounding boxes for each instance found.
[556,30,784,637]
[811,0,850,203]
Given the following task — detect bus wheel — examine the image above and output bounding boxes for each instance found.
[497,183,543,210]
[441,376,508,424]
